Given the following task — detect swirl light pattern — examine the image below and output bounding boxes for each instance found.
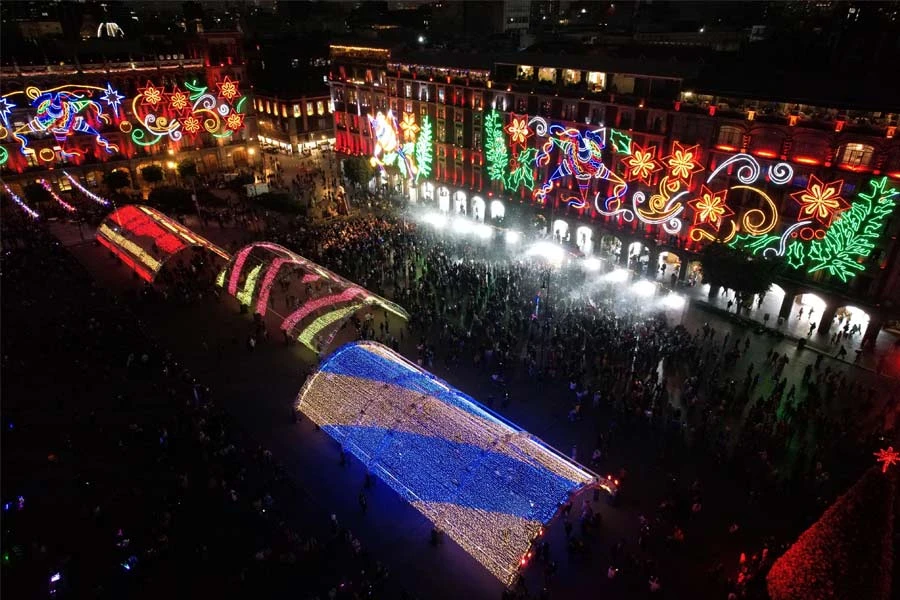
[296,341,596,585]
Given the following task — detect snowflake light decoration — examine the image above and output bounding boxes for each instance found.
[400,112,419,142]
[874,447,899,473]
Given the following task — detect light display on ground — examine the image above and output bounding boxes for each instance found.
[95,205,228,282]
[296,341,596,585]
[62,171,110,205]
[1,85,121,161]
[217,242,409,354]
[2,181,40,219]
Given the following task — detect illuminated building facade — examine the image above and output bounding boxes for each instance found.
[253,92,335,153]
[0,32,256,185]
[329,43,900,343]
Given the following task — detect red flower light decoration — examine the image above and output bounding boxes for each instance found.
[138,81,164,107]
[169,86,190,114]
[182,115,201,135]
[790,175,849,227]
[623,144,661,184]
[874,446,899,473]
[505,114,531,145]
[216,76,240,103]
[225,111,245,131]
[688,185,733,231]
[664,141,703,187]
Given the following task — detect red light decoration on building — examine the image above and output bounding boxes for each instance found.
[622,144,661,184]
[790,175,848,227]
[138,81,164,107]
[169,85,190,114]
[688,185,733,231]
[216,76,241,103]
[874,447,899,473]
[225,111,245,131]
[663,141,703,188]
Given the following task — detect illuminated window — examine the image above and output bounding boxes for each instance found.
[437,87,445,103]
[328,100,334,113]
[23,148,38,167]
[293,104,301,118]
[307,102,314,116]
[838,143,874,168]
[437,122,446,142]
[716,126,742,149]
[472,93,483,111]
[317,101,324,115]
[562,69,581,85]
[538,67,556,83]
[405,101,413,114]
[404,83,412,98]
[518,65,534,80]
[266,100,271,114]
[57,175,72,191]
[586,72,605,92]
[282,105,288,118]
[419,83,429,102]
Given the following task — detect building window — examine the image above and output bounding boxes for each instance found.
[404,83,412,98]
[317,101,325,115]
[473,129,482,150]
[419,84,429,102]
[293,104,301,118]
[716,126,742,150]
[405,101,413,114]
[437,87,445,103]
[266,100,271,114]
[562,69,581,85]
[587,72,605,92]
[538,67,556,83]
[23,148,38,167]
[437,121,446,142]
[472,93,483,111]
[307,102,314,116]
[838,143,874,168]
[328,100,334,113]
[282,105,287,118]
[420,104,428,117]
[517,65,534,80]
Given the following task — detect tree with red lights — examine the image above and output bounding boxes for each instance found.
[767,465,896,600]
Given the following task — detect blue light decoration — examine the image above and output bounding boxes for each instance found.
[100,82,125,115]
[296,341,596,585]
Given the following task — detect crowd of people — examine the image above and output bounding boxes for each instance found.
[4,173,897,598]
[1,215,399,599]
[252,210,897,598]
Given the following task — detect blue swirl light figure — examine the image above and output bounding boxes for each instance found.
[25,90,117,155]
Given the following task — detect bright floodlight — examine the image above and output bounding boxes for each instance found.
[582,257,602,272]
[631,280,656,297]
[526,241,565,264]
[505,230,521,244]
[453,217,474,234]
[662,293,685,310]
[606,268,629,283]
[475,224,493,239]
[423,212,447,229]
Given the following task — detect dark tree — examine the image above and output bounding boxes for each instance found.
[22,182,53,207]
[103,169,131,192]
[141,164,165,186]
[147,186,193,213]
[343,156,374,188]
[177,160,198,180]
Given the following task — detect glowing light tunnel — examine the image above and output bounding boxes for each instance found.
[95,205,228,282]
[296,341,596,585]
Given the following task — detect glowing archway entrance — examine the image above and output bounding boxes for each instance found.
[471,196,486,222]
[437,186,450,213]
[575,226,593,255]
[552,219,569,242]
[453,190,467,214]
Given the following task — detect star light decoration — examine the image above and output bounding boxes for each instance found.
[688,185,733,231]
[0,96,15,127]
[400,112,419,142]
[138,81,164,107]
[182,115,201,135]
[225,111,245,131]
[168,85,190,114]
[874,447,899,473]
[790,175,849,227]
[623,144,661,184]
[664,141,703,187]
[505,114,531,145]
[216,76,240,103]
[99,83,124,114]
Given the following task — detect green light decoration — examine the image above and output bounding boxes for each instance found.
[805,176,898,282]
[785,241,806,270]
[414,115,433,184]
[236,264,262,306]
[0,146,8,167]
[609,128,633,155]
[483,110,535,192]
[484,110,509,185]
[730,176,898,284]
[507,147,537,191]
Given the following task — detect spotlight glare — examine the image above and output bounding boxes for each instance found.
[605,268,629,283]
[582,257,602,272]
[453,217,474,234]
[475,224,493,239]
[423,212,447,229]
[631,280,656,297]
[525,241,564,264]
[505,230,521,244]
[662,293,685,310]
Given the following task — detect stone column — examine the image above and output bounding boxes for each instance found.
[815,304,838,335]
[778,293,795,320]
[861,317,883,349]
